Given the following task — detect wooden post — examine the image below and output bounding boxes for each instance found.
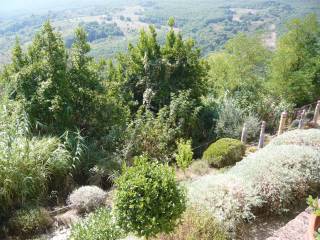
[258,121,266,149]
[241,123,247,144]
[277,111,287,136]
[298,109,306,129]
[313,100,320,124]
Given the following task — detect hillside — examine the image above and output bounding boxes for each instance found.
[0,0,320,65]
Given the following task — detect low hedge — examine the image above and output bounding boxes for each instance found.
[202,138,246,168]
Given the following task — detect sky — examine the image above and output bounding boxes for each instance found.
[0,0,106,16]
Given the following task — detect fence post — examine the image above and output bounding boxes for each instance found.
[277,111,287,136]
[298,109,306,129]
[258,121,266,149]
[241,123,247,144]
[313,100,320,125]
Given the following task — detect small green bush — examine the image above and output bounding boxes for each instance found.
[8,207,53,237]
[114,156,186,239]
[175,139,193,171]
[202,138,245,168]
[69,208,123,240]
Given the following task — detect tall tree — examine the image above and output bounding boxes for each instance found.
[14,21,70,131]
[207,33,270,113]
[269,14,320,106]
[109,18,207,113]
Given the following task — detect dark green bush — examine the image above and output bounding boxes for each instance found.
[202,138,245,168]
[8,207,53,237]
[70,208,123,240]
[114,156,186,239]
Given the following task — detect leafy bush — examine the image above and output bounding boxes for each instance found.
[189,129,320,232]
[175,139,193,171]
[8,207,53,237]
[114,156,186,239]
[69,208,123,240]
[154,208,227,240]
[67,186,107,213]
[122,91,200,163]
[202,138,246,168]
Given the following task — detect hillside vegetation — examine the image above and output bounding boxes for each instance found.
[0,6,319,240]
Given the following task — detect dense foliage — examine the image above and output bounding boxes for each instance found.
[0,11,319,239]
[269,14,320,106]
[107,19,207,112]
[203,138,246,168]
[114,157,186,239]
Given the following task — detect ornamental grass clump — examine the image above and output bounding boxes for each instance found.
[68,186,107,213]
[188,129,320,232]
[202,138,246,168]
[0,101,73,220]
[114,156,186,239]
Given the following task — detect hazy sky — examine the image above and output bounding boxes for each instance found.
[0,0,106,16]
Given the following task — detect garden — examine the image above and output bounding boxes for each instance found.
[0,13,319,240]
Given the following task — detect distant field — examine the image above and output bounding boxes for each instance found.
[0,0,319,64]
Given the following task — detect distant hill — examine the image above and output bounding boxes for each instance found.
[0,0,319,65]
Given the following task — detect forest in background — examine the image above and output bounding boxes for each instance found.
[1,0,320,65]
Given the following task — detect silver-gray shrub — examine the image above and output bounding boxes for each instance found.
[268,129,320,148]
[68,186,107,213]
[188,129,320,231]
[215,97,260,141]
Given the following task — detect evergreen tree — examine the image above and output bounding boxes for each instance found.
[110,18,207,113]
[14,21,70,132]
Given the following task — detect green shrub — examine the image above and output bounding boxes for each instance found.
[8,207,53,237]
[69,208,123,240]
[154,208,227,240]
[175,139,193,171]
[202,138,245,168]
[114,156,186,239]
